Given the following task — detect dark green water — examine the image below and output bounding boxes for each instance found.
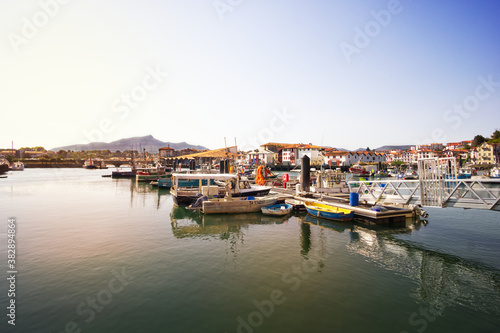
[1,169,500,333]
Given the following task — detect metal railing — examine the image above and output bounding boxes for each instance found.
[348,158,500,211]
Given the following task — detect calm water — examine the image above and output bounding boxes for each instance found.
[1,169,500,333]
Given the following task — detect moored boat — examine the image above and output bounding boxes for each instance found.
[171,173,272,207]
[304,201,354,221]
[135,166,172,182]
[111,169,137,178]
[10,161,24,171]
[157,177,211,189]
[83,158,107,169]
[489,167,500,179]
[261,204,293,216]
[190,195,278,214]
[349,162,370,177]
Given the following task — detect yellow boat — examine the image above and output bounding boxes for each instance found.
[304,201,354,222]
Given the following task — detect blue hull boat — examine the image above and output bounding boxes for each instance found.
[304,202,354,222]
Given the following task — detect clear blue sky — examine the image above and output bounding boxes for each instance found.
[1,0,499,150]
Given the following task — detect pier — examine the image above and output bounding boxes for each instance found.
[348,178,500,211]
[348,157,500,211]
[271,187,417,224]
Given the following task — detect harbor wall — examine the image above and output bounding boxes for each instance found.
[23,161,83,168]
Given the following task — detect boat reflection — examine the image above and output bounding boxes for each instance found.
[297,214,500,315]
[303,214,354,233]
[116,178,172,208]
[345,223,500,315]
[170,206,292,240]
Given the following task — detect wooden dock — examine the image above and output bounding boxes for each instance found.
[270,187,416,224]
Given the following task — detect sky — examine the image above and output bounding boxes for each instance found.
[1,0,499,151]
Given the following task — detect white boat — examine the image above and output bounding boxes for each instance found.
[10,161,24,171]
[261,204,293,216]
[490,167,500,179]
[171,173,271,206]
[190,195,278,214]
[457,167,472,179]
[349,161,370,177]
[403,168,418,180]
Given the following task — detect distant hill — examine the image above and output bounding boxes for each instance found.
[50,135,207,153]
[375,145,413,151]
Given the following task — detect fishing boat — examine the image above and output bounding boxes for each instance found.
[171,173,272,207]
[10,161,24,171]
[83,158,107,169]
[189,195,278,214]
[135,165,172,182]
[304,201,354,222]
[0,159,9,174]
[111,169,137,178]
[157,177,211,189]
[489,167,500,179]
[403,167,418,180]
[457,167,472,179]
[349,162,370,177]
[261,204,293,216]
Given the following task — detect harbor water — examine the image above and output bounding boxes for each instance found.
[1,168,500,333]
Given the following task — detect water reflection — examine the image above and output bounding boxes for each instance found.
[298,214,500,315]
[170,207,290,240]
[345,223,500,315]
[300,222,311,256]
[114,178,171,208]
[303,214,354,233]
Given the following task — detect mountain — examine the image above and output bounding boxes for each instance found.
[375,145,413,151]
[50,135,207,153]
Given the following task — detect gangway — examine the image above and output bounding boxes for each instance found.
[348,158,500,211]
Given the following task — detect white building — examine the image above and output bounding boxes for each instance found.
[246,147,275,166]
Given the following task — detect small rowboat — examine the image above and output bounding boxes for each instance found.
[261,204,293,216]
[304,201,354,222]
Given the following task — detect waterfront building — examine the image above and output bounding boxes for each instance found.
[476,142,496,165]
[445,142,465,150]
[247,147,275,166]
[159,147,175,157]
[429,143,444,150]
[297,144,325,165]
[328,151,386,166]
[385,150,402,164]
[323,151,349,166]
[402,150,418,165]
[416,149,441,160]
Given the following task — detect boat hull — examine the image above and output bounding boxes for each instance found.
[111,171,136,178]
[136,174,171,182]
[305,202,354,221]
[261,204,292,216]
[349,167,370,177]
[158,178,211,189]
[173,188,271,207]
[201,196,277,214]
